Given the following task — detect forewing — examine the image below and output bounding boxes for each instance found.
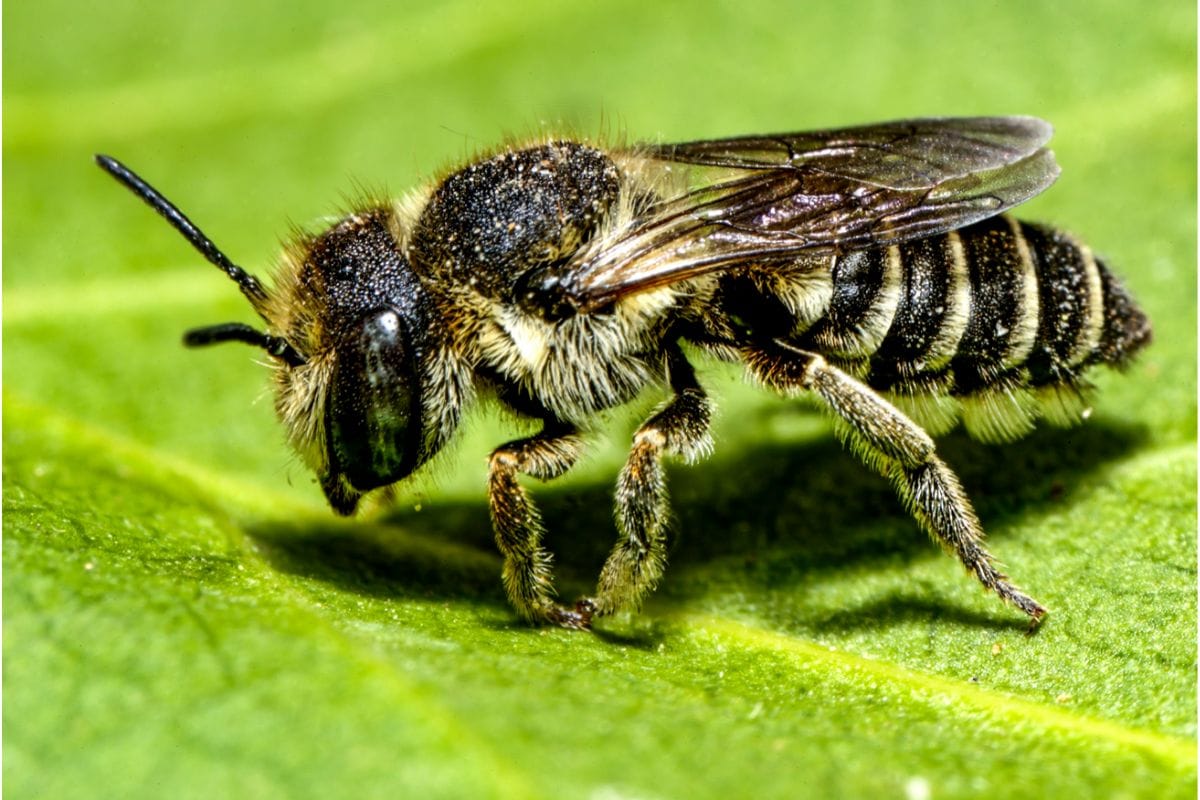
[557,117,1059,309]
[644,115,1053,187]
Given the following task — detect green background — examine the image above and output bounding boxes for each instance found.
[5,1,1196,797]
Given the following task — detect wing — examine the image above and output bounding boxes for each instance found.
[548,117,1059,311]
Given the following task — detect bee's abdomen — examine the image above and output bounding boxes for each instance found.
[1017,222,1152,376]
[795,215,1150,441]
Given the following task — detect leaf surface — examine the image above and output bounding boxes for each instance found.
[5,1,1196,797]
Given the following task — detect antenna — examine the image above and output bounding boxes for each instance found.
[94,154,270,314]
[96,155,305,367]
[184,323,306,367]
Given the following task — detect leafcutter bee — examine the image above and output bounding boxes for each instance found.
[97,117,1150,629]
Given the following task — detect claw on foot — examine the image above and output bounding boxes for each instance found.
[546,603,592,630]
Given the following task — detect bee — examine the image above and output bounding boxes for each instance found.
[96,117,1150,629]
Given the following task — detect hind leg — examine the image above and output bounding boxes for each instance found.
[746,340,1047,622]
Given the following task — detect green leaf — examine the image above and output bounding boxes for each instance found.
[5,0,1195,798]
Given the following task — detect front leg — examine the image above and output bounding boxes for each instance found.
[582,347,714,618]
[488,422,589,628]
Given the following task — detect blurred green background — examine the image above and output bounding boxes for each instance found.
[5,1,1196,798]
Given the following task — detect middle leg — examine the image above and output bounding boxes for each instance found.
[581,346,714,618]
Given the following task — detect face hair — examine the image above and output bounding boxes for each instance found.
[95,154,304,367]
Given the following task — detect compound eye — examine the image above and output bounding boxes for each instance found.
[327,309,419,492]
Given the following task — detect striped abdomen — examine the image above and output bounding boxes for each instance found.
[793,215,1152,441]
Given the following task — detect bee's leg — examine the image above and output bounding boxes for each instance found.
[746,340,1047,623]
[488,423,590,628]
[580,347,713,618]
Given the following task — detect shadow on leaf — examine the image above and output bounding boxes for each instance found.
[810,594,1038,634]
[248,413,1146,632]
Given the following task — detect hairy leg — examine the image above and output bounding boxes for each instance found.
[488,423,589,628]
[746,339,1047,622]
[581,347,714,618]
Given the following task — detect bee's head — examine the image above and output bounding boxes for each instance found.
[292,210,436,515]
[96,156,446,516]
